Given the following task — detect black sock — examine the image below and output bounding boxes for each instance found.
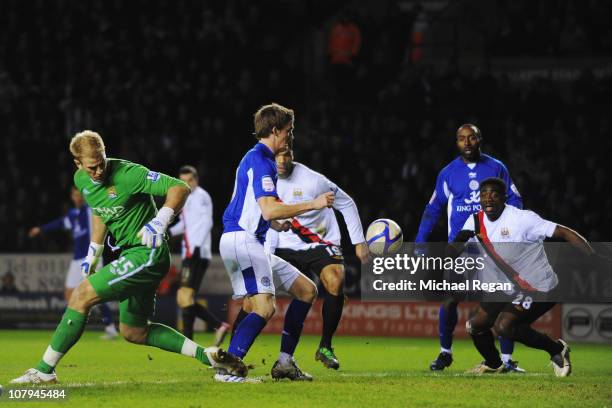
[514,324,563,357]
[470,329,502,368]
[231,308,249,341]
[193,303,222,330]
[181,306,196,340]
[320,291,344,349]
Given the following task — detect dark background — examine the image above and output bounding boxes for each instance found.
[2,0,611,255]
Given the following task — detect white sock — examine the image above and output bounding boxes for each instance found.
[181,338,198,358]
[440,347,452,355]
[105,324,118,334]
[278,352,293,365]
[501,354,512,363]
[42,345,64,367]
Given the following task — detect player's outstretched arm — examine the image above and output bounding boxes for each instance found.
[552,225,595,256]
[258,192,334,221]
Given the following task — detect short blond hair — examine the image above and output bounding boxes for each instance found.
[253,103,294,140]
[69,130,105,159]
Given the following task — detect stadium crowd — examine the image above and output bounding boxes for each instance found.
[1,0,610,254]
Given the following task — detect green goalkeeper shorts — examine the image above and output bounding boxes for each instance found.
[88,244,170,327]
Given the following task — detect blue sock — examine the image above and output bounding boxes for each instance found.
[280,299,312,356]
[439,303,458,350]
[499,336,515,355]
[99,303,113,326]
[228,313,267,358]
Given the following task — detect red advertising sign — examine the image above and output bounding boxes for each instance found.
[228,298,561,338]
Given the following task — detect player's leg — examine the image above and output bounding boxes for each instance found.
[494,302,570,376]
[498,336,516,368]
[220,232,276,365]
[117,288,246,377]
[228,293,274,358]
[466,302,505,373]
[317,262,344,369]
[271,256,316,381]
[67,258,118,340]
[11,277,102,383]
[430,297,459,370]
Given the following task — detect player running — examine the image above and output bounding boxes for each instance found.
[28,186,118,340]
[11,130,245,384]
[266,146,369,369]
[415,124,524,372]
[454,177,590,376]
[219,103,334,382]
[169,165,230,345]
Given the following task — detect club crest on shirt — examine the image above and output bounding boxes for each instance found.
[501,227,510,237]
[293,188,303,197]
[147,171,160,182]
[107,186,118,199]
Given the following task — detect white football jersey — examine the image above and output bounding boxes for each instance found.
[267,162,365,252]
[462,205,558,292]
[170,186,213,259]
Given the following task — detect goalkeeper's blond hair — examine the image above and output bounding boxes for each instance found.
[69,130,105,159]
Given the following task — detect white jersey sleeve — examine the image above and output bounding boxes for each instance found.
[320,175,365,245]
[522,210,557,241]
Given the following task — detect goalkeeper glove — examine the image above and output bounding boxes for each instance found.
[138,207,174,248]
[81,242,104,277]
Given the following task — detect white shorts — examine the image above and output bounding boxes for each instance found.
[65,259,85,289]
[220,231,300,299]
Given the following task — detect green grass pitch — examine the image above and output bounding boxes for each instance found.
[1,330,610,407]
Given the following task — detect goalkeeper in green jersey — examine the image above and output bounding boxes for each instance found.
[11,130,246,384]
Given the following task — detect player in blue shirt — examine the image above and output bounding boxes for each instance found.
[415,124,524,372]
[28,186,118,339]
[219,103,334,382]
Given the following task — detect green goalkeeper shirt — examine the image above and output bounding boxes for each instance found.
[74,158,188,248]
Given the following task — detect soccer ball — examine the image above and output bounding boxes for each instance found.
[366,219,403,255]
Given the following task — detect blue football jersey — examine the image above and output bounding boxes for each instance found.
[223,143,279,243]
[41,205,92,259]
[416,154,522,242]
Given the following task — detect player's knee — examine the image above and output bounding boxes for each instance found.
[467,317,489,336]
[176,287,195,308]
[301,281,318,304]
[68,281,98,312]
[290,276,318,303]
[321,265,344,295]
[494,319,516,340]
[250,295,276,320]
[120,324,148,344]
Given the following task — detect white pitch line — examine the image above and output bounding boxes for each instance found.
[339,371,550,378]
